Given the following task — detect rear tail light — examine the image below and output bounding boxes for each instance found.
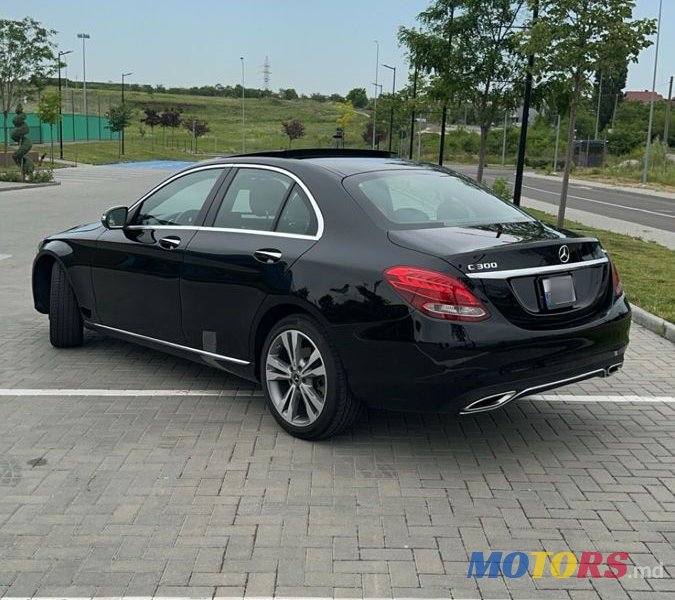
[610,260,623,299]
[384,266,489,321]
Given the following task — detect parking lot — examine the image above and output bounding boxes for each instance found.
[1,165,674,599]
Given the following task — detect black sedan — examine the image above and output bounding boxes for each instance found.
[32,150,630,439]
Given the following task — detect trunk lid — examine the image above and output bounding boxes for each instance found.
[388,222,612,329]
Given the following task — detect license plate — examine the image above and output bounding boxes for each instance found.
[542,275,576,309]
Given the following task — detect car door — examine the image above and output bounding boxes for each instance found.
[181,165,322,362]
[92,166,228,343]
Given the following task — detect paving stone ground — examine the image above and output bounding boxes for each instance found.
[0,166,674,599]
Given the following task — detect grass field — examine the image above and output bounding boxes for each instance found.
[527,207,675,324]
[27,87,371,164]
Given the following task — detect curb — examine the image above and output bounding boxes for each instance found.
[0,181,60,193]
[631,305,675,344]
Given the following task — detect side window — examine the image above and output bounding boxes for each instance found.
[276,186,317,236]
[213,168,292,231]
[134,168,223,226]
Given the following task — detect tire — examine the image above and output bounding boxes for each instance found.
[260,315,361,440]
[49,262,83,348]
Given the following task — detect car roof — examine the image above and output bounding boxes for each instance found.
[181,149,438,178]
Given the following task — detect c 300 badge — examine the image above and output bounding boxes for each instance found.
[467,262,498,272]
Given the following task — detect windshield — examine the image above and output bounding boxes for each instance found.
[343,168,535,230]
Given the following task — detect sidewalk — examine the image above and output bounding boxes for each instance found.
[521,195,675,250]
[527,170,675,200]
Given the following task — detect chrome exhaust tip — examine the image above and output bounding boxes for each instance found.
[605,362,623,376]
[460,391,517,415]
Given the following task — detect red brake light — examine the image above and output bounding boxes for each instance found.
[610,260,623,299]
[385,266,489,321]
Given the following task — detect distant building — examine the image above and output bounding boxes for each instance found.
[624,90,664,103]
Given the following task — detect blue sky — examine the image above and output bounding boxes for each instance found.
[4,0,673,97]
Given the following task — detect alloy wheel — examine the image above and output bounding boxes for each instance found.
[265,329,327,426]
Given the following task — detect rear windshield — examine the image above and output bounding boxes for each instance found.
[343,168,535,229]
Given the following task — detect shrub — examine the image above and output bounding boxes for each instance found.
[492,177,512,201]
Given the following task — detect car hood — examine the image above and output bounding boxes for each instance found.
[47,221,102,239]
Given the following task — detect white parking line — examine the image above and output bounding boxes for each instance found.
[533,394,675,403]
[0,389,672,403]
[0,253,11,261]
[523,185,675,219]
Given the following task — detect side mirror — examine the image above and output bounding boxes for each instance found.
[101,206,128,229]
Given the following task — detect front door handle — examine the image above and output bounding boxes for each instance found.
[159,235,181,250]
[254,248,282,263]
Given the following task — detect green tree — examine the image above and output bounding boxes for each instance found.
[400,0,526,182]
[0,17,56,164]
[346,87,369,109]
[523,0,655,226]
[336,101,356,142]
[106,104,134,157]
[37,89,60,163]
[10,103,33,179]
[594,63,627,134]
[183,118,209,152]
[281,118,305,148]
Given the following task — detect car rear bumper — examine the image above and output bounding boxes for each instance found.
[334,298,631,414]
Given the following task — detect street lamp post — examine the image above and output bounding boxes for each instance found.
[77,33,90,140]
[642,0,663,184]
[240,57,246,153]
[121,72,132,155]
[372,40,379,149]
[372,83,383,148]
[382,64,396,153]
[57,50,73,160]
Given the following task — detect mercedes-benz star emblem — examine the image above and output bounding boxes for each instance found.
[558,245,570,263]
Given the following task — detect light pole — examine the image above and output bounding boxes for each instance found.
[121,72,132,155]
[372,40,379,149]
[372,83,382,148]
[594,72,603,140]
[57,50,73,160]
[382,64,396,153]
[642,0,662,185]
[240,57,246,153]
[77,33,90,140]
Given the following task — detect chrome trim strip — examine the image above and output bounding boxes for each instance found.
[87,322,250,365]
[516,368,607,398]
[460,367,609,416]
[466,257,608,279]
[127,163,324,241]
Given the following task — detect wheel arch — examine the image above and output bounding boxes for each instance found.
[251,299,326,379]
[32,243,76,314]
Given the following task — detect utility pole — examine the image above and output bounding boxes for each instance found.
[121,72,132,155]
[77,33,90,141]
[409,64,418,159]
[501,112,508,167]
[643,0,663,184]
[372,40,379,149]
[382,64,396,153]
[513,0,538,206]
[664,75,673,149]
[594,72,603,139]
[57,50,72,160]
[240,57,245,153]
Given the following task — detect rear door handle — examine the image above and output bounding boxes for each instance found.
[159,235,181,250]
[254,248,282,263]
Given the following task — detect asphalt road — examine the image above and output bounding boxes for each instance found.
[448,164,675,233]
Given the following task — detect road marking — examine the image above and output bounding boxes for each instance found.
[0,254,11,261]
[523,185,675,219]
[531,394,675,403]
[0,389,672,404]
[0,388,228,396]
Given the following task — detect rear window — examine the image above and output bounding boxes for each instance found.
[343,168,535,229]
